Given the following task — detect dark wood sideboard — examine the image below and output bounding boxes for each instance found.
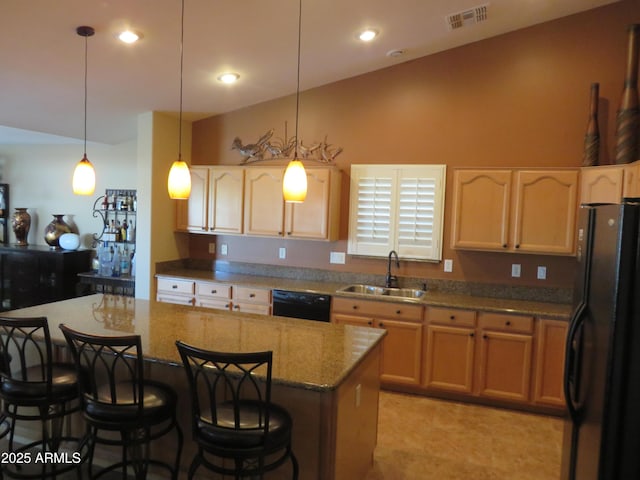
[0,245,92,310]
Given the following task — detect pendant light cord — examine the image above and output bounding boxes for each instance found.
[294,0,302,159]
[83,31,88,157]
[178,0,185,161]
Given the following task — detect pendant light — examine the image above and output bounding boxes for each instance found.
[72,26,96,196]
[282,0,307,203]
[168,0,192,199]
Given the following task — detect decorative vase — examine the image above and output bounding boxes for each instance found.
[614,24,640,165]
[11,208,31,246]
[44,214,72,249]
[583,82,600,167]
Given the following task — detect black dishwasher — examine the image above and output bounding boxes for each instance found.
[272,289,331,322]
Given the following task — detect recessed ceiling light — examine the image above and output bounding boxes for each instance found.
[218,73,240,84]
[358,29,378,42]
[118,30,142,44]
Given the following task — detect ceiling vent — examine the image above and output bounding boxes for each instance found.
[446,4,488,30]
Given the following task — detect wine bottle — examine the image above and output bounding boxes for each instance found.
[614,24,640,164]
[583,83,600,166]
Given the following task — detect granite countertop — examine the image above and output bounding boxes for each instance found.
[2,294,385,392]
[156,269,573,320]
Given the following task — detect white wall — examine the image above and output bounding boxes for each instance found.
[0,140,137,248]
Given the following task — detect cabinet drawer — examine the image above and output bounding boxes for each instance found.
[332,297,423,322]
[196,298,232,310]
[157,278,194,295]
[427,306,476,327]
[233,286,271,304]
[156,293,194,306]
[196,281,231,299]
[232,302,271,315]
[478,313,533,334]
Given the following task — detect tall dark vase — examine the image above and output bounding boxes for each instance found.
[583,82,600,167]
[44,214,72,249]
[614,24,640,165]
[11,208,31,246]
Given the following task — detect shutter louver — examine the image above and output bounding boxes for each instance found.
[398,177,436,252]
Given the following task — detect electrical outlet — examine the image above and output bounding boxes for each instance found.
[208,242,216,254]
[511,264,521,278]
[537,266,547,280]
[330,252,346,264]
[220,244,228,256]
[279,247,286,259]
[443,259,453,273]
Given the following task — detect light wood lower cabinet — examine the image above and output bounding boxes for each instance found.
[533,318,567,407]
[332,297,423,386]
[423,307,476,394]
[156,277,195,306]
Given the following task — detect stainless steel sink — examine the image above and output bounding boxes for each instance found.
[337,284,426,300]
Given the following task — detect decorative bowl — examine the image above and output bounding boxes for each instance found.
[59,233,80,251]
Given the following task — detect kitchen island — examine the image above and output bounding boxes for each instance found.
[3,294,385,480]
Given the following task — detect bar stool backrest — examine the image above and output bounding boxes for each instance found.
[0,317,53,398]
[60,325,144,415]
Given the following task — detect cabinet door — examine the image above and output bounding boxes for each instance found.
[377,318,423,386]
[623,162,640,198]
[423,325,475,394]
[209,167,244,234]
[476,330,533,402]
[512,170,578,254]
[533,319,567,407]
[580,166,624,204]
[177,166,209,232]
[244,167,285,236]
[285,168,333,240]
[451,169,512,250]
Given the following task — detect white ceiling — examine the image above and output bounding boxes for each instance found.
[0,0,618,145]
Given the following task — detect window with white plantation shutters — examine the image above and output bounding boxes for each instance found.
[348,165,446,260]
[355,176,392,246]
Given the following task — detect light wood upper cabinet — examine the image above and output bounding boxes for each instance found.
[450,169,512,250]
[580,165,624,204]
[244,166,341,240]
[451,168,579,255]
[175,166,244,234]
[244,167,285,236]
[176,166,209,232]
[208,167,244,234]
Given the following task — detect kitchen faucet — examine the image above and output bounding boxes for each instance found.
[385,250,400,288]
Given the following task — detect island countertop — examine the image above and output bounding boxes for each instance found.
[2,293,386,392]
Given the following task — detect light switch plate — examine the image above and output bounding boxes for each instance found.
[330,252,346,264]
[537,266,547,280]
[208,242,216,254]
[279,247,286,259]
[443,259,453,273]
[220,244,228,255]
[511,264,521,278]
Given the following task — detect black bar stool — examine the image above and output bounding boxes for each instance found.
[176,340,299,479]
[0,316,84,479]
[60,324,183,480]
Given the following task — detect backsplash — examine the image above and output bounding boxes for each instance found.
[157,259,573,305]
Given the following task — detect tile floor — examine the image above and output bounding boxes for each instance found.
[366,391,565,480]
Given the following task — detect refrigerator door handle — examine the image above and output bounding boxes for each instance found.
[564,301,586,423]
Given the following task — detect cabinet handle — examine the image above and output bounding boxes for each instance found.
[233,305,240,310]
[172,285,178,289]
[367,320,373,326]
[249,293,256,298]
[483,334,488,339]
[450,315,455,320]
[505,320,512,326]
[515,244,520,249]
[352,305,358,310]
[469,333,474,337]
[396,309,401,315]
[502,244,508,248]
[379,322,385,328]
[278,231,283,235]
[287,231,292,235]
[225,304,230,308]
[211,289,217,294]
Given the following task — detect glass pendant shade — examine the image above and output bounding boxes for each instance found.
[283,159,307,203]
[72,154,96,195]
[168,159,192,199]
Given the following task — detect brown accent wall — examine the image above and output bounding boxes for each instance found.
[188,0,640,288]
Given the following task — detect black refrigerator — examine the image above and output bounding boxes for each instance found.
[562,201,640,480]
